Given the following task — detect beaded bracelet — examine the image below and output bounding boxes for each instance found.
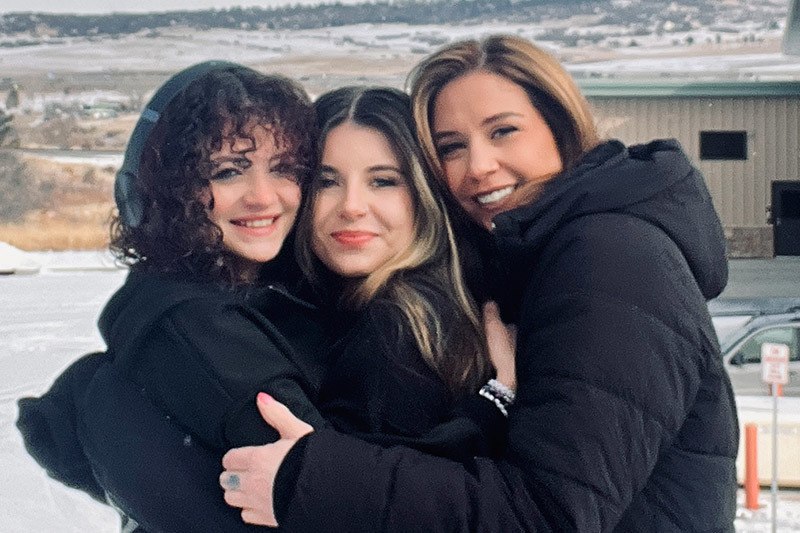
[479,379,516,417]
[479,387,509,417]
[487,378,516,403]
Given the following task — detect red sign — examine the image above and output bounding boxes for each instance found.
[761,343,790,385]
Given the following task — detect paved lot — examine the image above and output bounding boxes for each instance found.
[721,258,800,299]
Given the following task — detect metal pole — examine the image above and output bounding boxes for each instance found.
[744,423,760,510]
[771,383,778,533]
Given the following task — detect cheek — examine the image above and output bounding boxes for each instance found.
[396,193,416,245]
[280,183,302,213]
[310,198,329,254]
[205,184,227,216]
[441,162,466,195]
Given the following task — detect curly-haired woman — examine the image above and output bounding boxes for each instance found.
[18,62,326,533]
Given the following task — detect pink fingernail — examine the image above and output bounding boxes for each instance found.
[257,392,272,404]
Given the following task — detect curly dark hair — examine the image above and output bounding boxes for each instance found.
[110,66,316,287]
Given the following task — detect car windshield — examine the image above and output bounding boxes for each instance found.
[712,315,754,349]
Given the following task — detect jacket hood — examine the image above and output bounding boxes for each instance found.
[99,270,201,362]
[492,139,728,300]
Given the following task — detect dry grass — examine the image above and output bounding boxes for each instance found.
[0,154,117,250]
[0,222,109,250]
[0,203,114,251]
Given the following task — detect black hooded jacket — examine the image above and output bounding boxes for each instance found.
[96,269,329,448]
[17,268,329,533]
[272,139,739,532]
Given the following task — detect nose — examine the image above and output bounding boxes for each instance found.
[340,183,368,220]
[243,174,277,208]
[466,141,499,182]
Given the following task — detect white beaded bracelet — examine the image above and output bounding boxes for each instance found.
[487,378,516,403]
[479,378,516,417]
[479,387,509,417]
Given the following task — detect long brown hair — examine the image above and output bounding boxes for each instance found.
[296,86,491,394]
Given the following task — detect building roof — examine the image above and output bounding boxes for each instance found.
[578,79,800,98]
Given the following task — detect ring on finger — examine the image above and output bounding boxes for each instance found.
[222,472,241,491]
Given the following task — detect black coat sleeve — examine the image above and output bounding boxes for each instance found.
[77,363,269,533]
[130,297,325,451]
[275,215,722,532]
[16,351,107,503]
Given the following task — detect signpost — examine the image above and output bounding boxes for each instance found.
[761,342,790,533]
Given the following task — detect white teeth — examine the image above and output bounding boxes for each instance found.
[239,218,275,228]
[476,186,514,205]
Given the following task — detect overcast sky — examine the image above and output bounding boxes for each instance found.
[0,0,365,15]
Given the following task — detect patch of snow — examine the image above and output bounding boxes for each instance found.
[0,242,41,275]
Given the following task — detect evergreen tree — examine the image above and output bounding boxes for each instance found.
[5,84,19,110]
[0,108,12,146]
[0,109,43,222]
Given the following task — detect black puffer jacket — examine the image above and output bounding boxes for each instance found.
[273,139,739,532]
[316,274,506,459]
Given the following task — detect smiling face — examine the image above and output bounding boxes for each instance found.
[207,124,301,274]
[431,70,564,229]
[311,121,415,278]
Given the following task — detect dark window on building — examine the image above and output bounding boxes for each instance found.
[699,131,747,160]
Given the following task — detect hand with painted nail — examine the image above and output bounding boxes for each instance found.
[220,392,313,527]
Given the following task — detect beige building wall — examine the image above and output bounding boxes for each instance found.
[587,96,800,229]
[584,92,800,257]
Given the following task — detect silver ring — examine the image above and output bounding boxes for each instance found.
[223,473,241,491]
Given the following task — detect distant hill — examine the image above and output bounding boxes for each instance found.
[0,0,786,42]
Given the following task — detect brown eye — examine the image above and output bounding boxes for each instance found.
[436,142,465,159]
[491,126,518,139]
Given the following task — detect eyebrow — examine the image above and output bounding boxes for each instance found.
[318,164,337,175]
[210,155,249,166]
[433,111,524,141]
[269,152,295,164]
[319,164,402,174]
[368,164,402,173]
[211,151,292,166]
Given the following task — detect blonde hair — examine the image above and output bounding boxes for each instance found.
[409,34,600,205]
[296,87,491,394]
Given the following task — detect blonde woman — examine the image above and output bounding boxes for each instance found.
[222,36,737,533]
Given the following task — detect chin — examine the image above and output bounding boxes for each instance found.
[240,248,281,264]
[333,265,372,278]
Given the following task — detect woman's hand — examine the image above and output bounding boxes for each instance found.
[483,301,517,391]
[220,393,313,527]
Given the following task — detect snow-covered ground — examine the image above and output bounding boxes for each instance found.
[0,19,795,85]
[2,262,125,532]
[2,254,799,532]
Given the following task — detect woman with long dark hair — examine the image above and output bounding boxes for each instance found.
[294,86,513,457]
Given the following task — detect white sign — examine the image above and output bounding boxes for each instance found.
[761,343,790,385]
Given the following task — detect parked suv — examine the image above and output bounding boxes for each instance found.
[709,298,800,396]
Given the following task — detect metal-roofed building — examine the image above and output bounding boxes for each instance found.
[579,79,800,258]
